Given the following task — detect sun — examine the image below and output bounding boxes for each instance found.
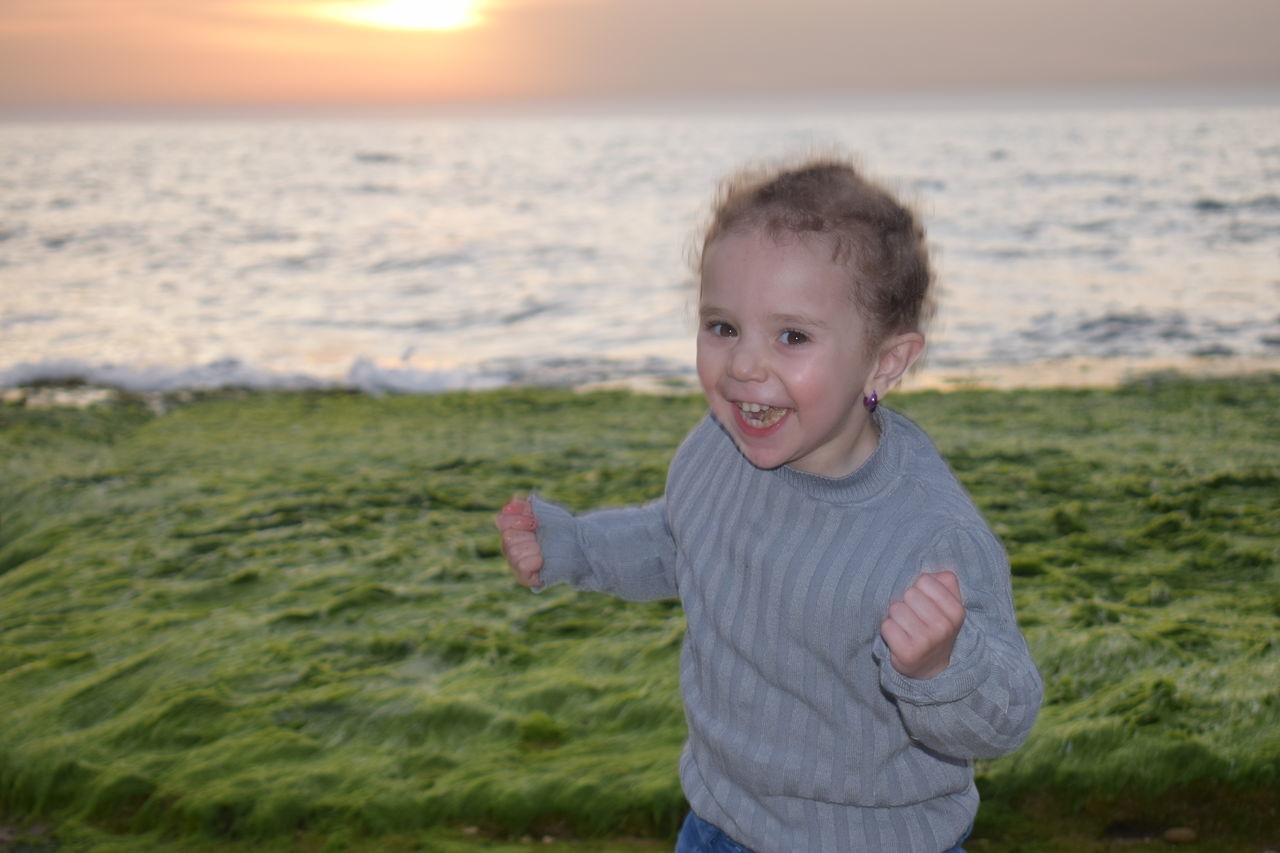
[313,0,484,31]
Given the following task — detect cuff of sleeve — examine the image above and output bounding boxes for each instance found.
[529,493,583,592]
[875,619,990,705]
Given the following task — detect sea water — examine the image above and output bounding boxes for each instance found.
[1,99,1278,392]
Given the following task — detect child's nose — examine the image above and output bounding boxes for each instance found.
[727,338,769,382]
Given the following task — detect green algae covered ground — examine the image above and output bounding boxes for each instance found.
[1,375,1277,852]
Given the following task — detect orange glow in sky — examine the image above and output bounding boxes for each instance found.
[311,1,485,32]
[0,0,1277,112]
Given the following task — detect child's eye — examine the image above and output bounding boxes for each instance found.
[779,330,809,345]
[706,322,737,338]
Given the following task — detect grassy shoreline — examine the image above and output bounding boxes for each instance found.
[2,375,1278,851]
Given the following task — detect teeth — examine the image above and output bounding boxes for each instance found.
[736,401,787,427]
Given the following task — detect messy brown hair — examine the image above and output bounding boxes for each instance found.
[698,156,935,347]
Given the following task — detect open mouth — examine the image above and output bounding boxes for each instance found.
[736,401,788,429]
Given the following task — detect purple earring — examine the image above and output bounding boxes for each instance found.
[863,389,879,412]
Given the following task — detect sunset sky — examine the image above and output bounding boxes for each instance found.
[2,0,1278,112]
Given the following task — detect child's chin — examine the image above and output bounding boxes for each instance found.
[735,443,789,471]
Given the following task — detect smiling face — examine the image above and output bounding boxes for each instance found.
[697,227,891,478]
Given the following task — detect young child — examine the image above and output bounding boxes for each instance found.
[495,157,1042,853]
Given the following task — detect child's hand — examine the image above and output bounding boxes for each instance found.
[495,496,544,587]
[880,571,965,680]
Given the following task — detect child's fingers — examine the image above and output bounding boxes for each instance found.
[880,605,932,674]
[885,598,927,637]
[499,527,538,562]
[880,602,951,679]
[879,616,910,656]
[881,572,967,678]
[905,577,964,629]
[901,583,950,627]
[508,543,543,574]
[508,545,544,586]
[494,495,543,587]
[927,570,962,601]
[883,599,942,655]
[495,511,537,533]
[500,499,533,517]
[498,519,544,582]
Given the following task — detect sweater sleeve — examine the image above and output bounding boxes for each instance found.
[529,493,679,602]
[874,525,1043,760]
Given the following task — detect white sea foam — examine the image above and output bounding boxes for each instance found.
[0,358,329,393]
[0,354,696,395]
[346,356,508,394]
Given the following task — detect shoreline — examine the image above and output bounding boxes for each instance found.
[579,354,1280,395]
[3,355,1278,409]
[900,354,1280,392]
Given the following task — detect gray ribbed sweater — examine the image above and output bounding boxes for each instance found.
[531,407,1042,853]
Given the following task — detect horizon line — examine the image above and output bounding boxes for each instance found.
[3,82,1279,121]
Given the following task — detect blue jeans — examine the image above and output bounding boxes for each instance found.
[676,812,752,853]
[676,811,969,853]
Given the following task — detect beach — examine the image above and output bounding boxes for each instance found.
[900,354,1280,392]
[9,353,1280,411]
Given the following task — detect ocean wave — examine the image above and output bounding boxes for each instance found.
[346,357,507,393]
[347,354,693,393]
[0,354,696,396]
[1003,310,1280,362]
[352,183,401,195]
[366,251,474,274]
[1214,221,1280,245]
[1018,171,1137,188]
[0,358,330,394]
[0,312,61,330]
[282,297,558,333]
[353,151,403,164]
[1193,194,1280,214]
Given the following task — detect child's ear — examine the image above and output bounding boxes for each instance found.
[871,332,925,392]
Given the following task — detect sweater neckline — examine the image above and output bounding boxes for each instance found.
[773,407,903,505]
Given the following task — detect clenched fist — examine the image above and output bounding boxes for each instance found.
[880,571,965,680]
[495,496,544,587]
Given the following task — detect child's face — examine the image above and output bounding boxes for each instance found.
[697,227,884,478]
